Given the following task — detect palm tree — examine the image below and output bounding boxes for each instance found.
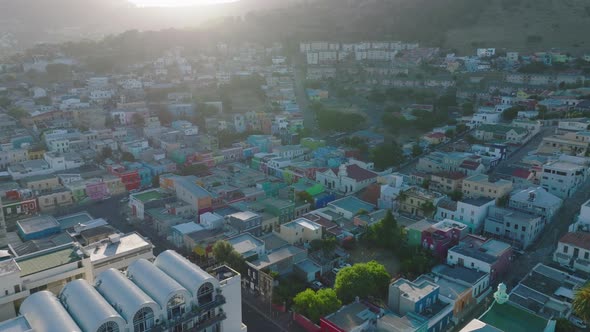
[573,283,590,322]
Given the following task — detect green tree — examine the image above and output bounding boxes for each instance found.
[297,191,315,208]
[420,201,436,217]
[496,194,510,207]
[502,106,522,121]
[212,240,247,273]
[449,190,463,201]
[462,102,474,115]
[573,282,590,322]
[7,107,27,119]
[334,261,390,303]
[132,113,145,127]
[293,288,342,323]
[364,210,404,251]
[321,237,338,256]
[445,129,456,138]
[156,108,174,125]
[181,164,209,176]
[371,142,404,170]
[412,145,423,157]
[100,147,113,161]
[121,152,136,162]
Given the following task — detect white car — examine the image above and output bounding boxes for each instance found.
[569,316,587,329]
[340,263,352,269]
[311,281,324,290]
[332,267,341,275]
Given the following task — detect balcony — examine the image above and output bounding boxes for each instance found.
[151,295,226,332]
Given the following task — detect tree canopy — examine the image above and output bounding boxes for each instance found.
[370,142,405,170]
[334,261,390,303]
[364,210,404,251]
[212,240,247,274]
[573,282,590,322]
[293,288,342,323]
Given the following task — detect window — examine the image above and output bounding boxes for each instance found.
[563,246,569,254]
[133,307,155,332]
[197,282,214,305]
[97,321,119,332]
[167,294,186,319]
[521,226,526,232]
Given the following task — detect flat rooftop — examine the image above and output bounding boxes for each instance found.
[227,233,264,255]
[0,259,20,277]
[17,215,60,235]
[56,212,94,230]
[248,245,305,270]
[229,211,259,221]
[16,246,81,276]
[283,218,321,231]
[329,196,375,214]
[0,316,32,332]
[392,279,438,302]
[86,233,152,263]
[132,189,165,203]
[433,264,487,285]
[324,302,375,331]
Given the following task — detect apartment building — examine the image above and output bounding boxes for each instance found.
[553,232,590,273]
[537,131,590,156]
[483,206,545,250]
[462,174,513,200]
[0,251,246,332]
[540,160,586,199]
[508,187,562,220]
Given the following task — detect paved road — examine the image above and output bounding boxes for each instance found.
[489,126,556,177]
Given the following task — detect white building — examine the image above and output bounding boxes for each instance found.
[315,163,378,195]
[0,250,247,332]
[435,197,496,233]
[553,232,590,273]
[468,111,501,128]
[540,160,587,199]
[484,206,545,250]
[43,152,84,171]
[508,187,563,220]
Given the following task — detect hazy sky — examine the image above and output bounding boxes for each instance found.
[129,0,236,7]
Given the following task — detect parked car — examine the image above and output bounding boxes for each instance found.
[311,281,324,290]
[331,267,341,275]
[569,316,587,329]
[120,197,129,203]
[340,263,352,269]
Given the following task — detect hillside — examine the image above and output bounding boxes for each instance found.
[224,0,590,54]
[2,0,589,56]
[0,0,298,51]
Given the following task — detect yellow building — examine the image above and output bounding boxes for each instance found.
[462,174,513,200]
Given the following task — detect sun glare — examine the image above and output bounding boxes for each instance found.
[129,0,236,7]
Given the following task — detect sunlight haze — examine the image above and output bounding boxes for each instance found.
[129,0,237,7]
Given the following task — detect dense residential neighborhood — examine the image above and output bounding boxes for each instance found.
[0,24,589,332]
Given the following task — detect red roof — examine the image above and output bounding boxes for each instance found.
[426,132,446,139]
[329,164,378,182]
[459,160,481,170]
[559,232,590,250]
[512,168,531,179]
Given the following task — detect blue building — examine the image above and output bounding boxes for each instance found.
[17,215,61,241]
[388,278,454,332]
